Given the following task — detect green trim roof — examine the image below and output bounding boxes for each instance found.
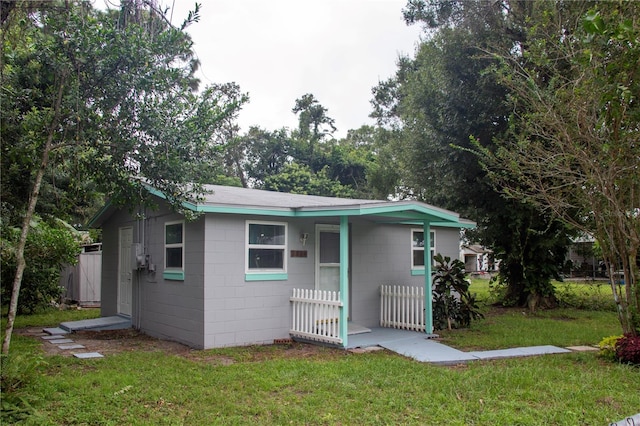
[90,184,476,228]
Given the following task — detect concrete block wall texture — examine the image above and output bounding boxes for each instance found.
[203,215,318,348]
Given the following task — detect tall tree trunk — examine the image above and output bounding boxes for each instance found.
[234,156,247,188]
[2,79,65,354]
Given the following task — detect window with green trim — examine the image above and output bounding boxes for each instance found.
[411,229,435,269]
[246,221,287,272]
[165,221,184,273]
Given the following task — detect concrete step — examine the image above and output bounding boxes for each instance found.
[60,315,131,332]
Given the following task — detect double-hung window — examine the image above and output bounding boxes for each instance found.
[245,221,287,280]
[164,221,184,280]
[411,229,435,273]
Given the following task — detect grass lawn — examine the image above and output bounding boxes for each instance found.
[3,292,639,425]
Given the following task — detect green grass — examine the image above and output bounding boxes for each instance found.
[16,341,640,425]
[469,277,493,302]
[437,308,619,350]
[1,307,100,329]
[554,280,617,311]
[3,292,639,425]
[468,278,616,311]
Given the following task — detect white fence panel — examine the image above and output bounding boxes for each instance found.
[380,285,425,332]
[290,289,343,344]
[78,251,101,305]
[59,249,102,306]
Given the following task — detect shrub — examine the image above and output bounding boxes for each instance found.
[1,215,80,313]
[615,334,640,366]
[597,335,623,361]
[432,254,484,330]
[488,276,514,306]
[555,282,616,311]
[0,353,46,423]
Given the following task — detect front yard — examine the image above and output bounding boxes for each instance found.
[2,280,639,425]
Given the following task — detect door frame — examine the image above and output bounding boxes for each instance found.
[315,223,352,315]
[118,226,133,316]
[315,224,340,292]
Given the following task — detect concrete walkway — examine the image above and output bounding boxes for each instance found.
[347,328,572,365]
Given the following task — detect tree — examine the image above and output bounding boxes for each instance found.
[242,126,292,186]
[290,93,336,171]
[0,0,245,353]
[1,215,80,314]
[362,127,405,200]
[325,126,378,199]
[243,102,380,199]
[371,0,572,308]
[478,2,640,334]
[262,163,354,198]
[209,82,249,187]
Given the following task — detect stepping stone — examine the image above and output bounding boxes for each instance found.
[566,345,598,352]
[43,327,69,335]
[349,346,385,354]
[48,338,74,344]
[42,335,68,340]
[58,344,86,350]
[73,352,104,359]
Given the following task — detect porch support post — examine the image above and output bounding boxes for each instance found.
[339,215,349,348]
[423,220,433,334]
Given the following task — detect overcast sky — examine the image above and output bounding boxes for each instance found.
[157,0,423,138]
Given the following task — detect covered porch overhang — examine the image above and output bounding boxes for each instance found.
[289,202,475,349]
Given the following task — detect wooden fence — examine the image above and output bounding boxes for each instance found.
[380,285,425,332]
[290,289,343,345]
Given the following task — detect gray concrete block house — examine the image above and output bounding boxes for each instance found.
[90,184,473,349]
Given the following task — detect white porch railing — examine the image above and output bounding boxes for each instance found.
[290,289,343,345]
[380,285,425,332]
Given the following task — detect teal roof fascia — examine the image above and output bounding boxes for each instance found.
[432,220,476,229]
[391,220,476,229]
[360,203,459,223]
[87,202,114,228]
[293,208,361,217]
[374,211,444,221]
[293,202,459,223]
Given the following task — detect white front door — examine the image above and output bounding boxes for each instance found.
[316,225,341,293]
[118,227,133,316]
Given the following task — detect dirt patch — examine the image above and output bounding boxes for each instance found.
[549,314,578,321]
[18,327,193,358]
[596,396,623,411]
[16,327,348,364]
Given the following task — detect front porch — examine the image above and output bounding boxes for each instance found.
[289,285,429,348]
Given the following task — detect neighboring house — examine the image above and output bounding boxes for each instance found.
[90,184,474,349]
[461,244,497,276]
[565,234,600,278]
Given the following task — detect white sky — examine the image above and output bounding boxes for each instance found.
[163,0,422,138]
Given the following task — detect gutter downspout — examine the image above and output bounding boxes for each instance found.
[339,216,349,348]
[424,220,433,334]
